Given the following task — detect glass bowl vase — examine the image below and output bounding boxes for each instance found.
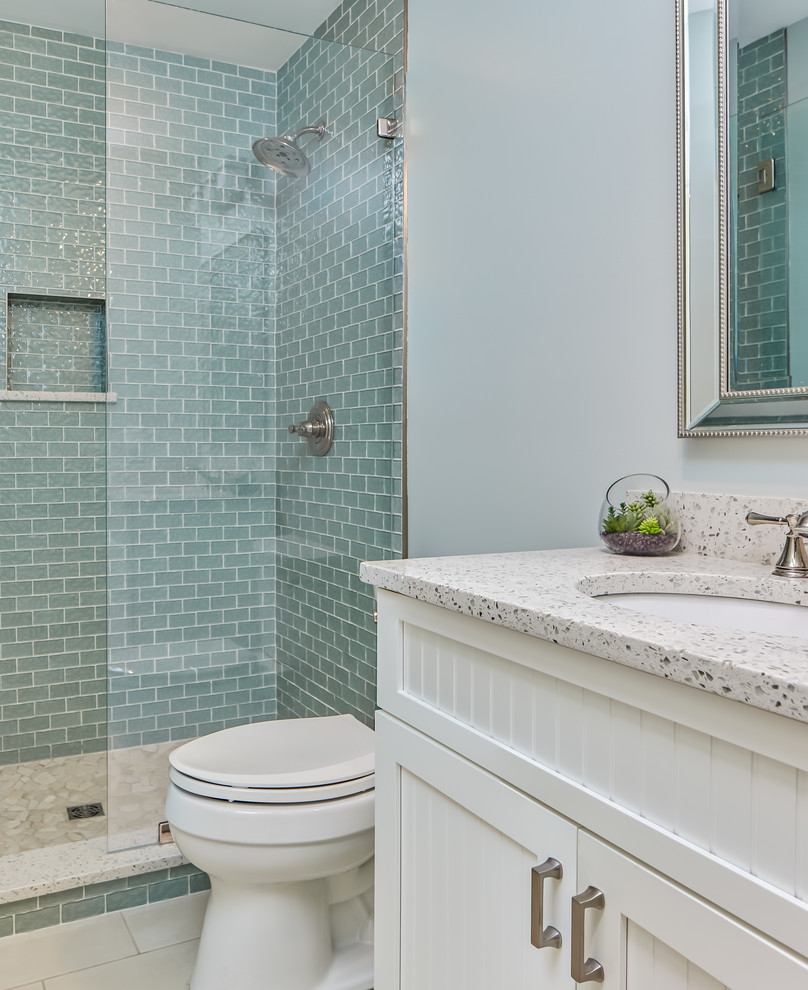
[599,474,681,556]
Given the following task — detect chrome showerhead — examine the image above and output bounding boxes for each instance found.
[252,120,327,177]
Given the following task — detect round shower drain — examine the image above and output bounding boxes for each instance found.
[66,802,105,820]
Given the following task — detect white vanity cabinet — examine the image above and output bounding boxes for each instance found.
[373,590,808,990]
[382,717,578,990]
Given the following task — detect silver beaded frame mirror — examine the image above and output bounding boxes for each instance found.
[677,0,808,436]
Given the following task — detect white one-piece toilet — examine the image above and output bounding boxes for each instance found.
[165,714,375,990]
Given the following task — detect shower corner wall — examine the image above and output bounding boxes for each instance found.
[0,0,403,898]
[273,1,405,730]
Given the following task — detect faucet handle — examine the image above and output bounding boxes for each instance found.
[747,511,789,526]
[747,510,808,534]
[746,510,808,578]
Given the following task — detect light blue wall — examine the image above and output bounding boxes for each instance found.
[406,0,808,559]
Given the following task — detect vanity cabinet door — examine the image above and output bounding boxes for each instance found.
[577,832,808,990]
[376,713,577,990]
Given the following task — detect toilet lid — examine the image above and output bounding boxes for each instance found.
[169,714,375,791]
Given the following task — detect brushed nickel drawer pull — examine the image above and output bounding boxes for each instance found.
[531,857,563,950]
[571,885,605,983]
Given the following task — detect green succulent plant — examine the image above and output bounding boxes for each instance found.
[601,490,677,535]
[638,517,662,534]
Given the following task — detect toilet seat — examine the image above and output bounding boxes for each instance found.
[168,714,375,805]
[168,766,374,804]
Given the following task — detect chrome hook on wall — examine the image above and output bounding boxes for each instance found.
[376,117,399,139]
[287,400,334,456]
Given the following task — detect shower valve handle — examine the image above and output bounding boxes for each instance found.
[289,419,325,438]
[286,401,334,457]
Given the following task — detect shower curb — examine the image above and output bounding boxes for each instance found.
[0,840,209,937]
[0,835,184,907]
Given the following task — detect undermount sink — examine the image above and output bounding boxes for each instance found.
[597,592,808,637]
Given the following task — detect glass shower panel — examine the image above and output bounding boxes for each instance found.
[104,0,403,850]
[104,0,277,851]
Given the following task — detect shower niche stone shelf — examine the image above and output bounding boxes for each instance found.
[1,291,116,402]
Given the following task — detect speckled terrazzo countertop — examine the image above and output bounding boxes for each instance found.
[360,548,808,724]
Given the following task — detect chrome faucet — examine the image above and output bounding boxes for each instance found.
[746,510,808,578]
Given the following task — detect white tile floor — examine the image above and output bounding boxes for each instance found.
[0,890,207,990]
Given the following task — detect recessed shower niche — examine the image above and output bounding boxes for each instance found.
[4,292,107,395]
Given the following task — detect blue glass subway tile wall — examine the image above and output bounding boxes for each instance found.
[0,20,106,302]
[0,0,403,787]
[733,29,789,390]
[0,402,106,765]
[315,0,404,54]
[105,43,278,750]
[0,20,107,766]
[274,0,404,725]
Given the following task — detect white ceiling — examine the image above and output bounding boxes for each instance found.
[0,0,343,70]
[0,0,104,35]
[734,0,808,46]
[151,0,341,35]
[688,0,808,49]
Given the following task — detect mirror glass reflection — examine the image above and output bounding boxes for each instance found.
[679,0,808,433]
[728,0,808,392]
